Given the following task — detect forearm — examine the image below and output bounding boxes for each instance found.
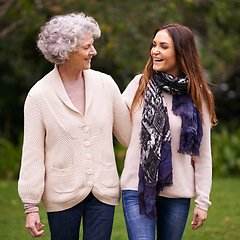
[18,94,46,204]
[194,109,212,210]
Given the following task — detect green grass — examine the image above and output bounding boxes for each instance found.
[183,178,240,240]
[0,178,240,239]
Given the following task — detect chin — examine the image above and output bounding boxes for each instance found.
[84,65,91,70]
[153,66,161,71]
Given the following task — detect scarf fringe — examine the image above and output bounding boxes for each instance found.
[138,72,203,220]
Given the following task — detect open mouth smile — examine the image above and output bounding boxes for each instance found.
[84,58,92,62]
[154,58,163,62]
[153,58,163,62]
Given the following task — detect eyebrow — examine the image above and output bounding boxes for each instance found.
[152,40,169,45]
[82,42,94,48]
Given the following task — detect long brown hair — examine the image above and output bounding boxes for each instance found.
[130,23,217,127]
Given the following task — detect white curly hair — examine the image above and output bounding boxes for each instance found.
[37,12,101,65]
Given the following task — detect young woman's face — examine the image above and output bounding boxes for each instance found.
[68,34,97,70]
[151,29,180,77]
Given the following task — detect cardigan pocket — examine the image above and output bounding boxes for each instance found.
[100,162,119,188]
[51,165,76,193]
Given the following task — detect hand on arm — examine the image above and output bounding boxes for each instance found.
[25,212,45,237]
[191,207,207,230]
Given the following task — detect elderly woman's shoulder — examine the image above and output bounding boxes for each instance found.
[86,69,112,79]
[86,69,118,87]
[26,69,55,98]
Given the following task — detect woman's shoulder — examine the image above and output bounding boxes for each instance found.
[123,74,142,95]
[131,74,142,85]
[85,69,117,87]
[85,69,123,99]
[85,69,113,81]
[27,68,55,96]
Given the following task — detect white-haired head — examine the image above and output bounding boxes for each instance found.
[37,12,101,65]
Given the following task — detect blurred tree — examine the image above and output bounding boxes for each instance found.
[0,0,49,142]
[180,0,240,125]
[0,0,239,143]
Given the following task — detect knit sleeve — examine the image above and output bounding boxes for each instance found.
[111,78,132,148]
[18,93,46,204]
[193,102,212,211]
[122,74,142,109]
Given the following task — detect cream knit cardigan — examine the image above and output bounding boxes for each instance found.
[120,75,212,211]
[18,66,131,212]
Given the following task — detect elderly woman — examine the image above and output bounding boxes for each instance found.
[18,13,131,240]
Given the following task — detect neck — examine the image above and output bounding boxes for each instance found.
[166,70,182,78]
[58,64,83,82]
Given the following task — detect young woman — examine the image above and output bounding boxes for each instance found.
[120,23,217,240]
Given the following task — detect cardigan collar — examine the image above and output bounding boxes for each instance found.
[49,65,95,115]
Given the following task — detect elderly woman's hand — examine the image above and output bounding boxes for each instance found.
[25,212,45,237]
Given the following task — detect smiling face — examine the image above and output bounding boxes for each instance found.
[151,29,181,77]
[67,33,97,71]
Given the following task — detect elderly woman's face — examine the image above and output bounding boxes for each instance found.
[67,34,97,70]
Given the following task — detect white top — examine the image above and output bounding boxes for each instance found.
[120,74,212,211]
[18,66,131,212]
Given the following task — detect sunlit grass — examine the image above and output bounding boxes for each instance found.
[184,178,240,240]
[0,178,239,239]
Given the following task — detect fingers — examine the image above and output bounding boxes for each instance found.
[36,222,45,231]
[25,212,45,237]
[191,156,195,168]
[28,227,44,238]
[191,218,205,230]
[26,222,45,237]
[191,207,207,230]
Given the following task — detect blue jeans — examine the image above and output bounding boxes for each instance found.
[122,190,156,240]
[156,195,190,240]
[47,192,115,240]
[122,190,190,240]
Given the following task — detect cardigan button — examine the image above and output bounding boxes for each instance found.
[86,169,92,175]
[83,127,88,133]
[85,153,91,159]
[87,182,92,187]
[84,141,90,147]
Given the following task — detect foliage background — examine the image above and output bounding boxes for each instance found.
[0,0,240,239]
[0,0,240,176]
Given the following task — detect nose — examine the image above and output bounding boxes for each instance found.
[90,45,97,56]
[152,47,160,55]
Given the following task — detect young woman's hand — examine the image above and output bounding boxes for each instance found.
[25,212,45,237]
[191,207,207,230]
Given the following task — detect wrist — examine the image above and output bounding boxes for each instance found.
[24,203,39,214]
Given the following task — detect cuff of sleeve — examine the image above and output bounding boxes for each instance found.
[195,202,210,211]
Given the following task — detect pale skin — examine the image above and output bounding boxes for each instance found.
[25,213,45,237]
[151,29,207,230]
[25,33,97,237]
[192,207,207,230]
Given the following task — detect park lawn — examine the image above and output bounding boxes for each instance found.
[0,178,239,240]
